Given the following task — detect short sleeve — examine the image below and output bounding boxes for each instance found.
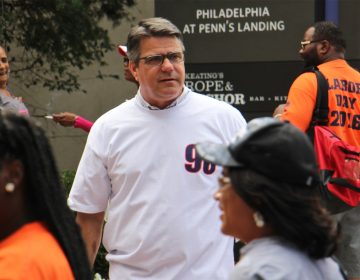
[281,72,317,132]
[68,123,111,213]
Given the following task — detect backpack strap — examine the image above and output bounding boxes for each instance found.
[311,66,329,126]
[305,66,329,140]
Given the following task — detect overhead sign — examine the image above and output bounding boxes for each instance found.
[155,0,359,120]
[155,0,315,63]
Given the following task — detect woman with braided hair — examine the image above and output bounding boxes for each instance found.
[0,111,91,279]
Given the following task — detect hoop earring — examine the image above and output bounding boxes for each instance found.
[5,182,15,193]
[253,211,265,228]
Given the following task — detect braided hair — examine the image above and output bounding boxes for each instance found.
[229,167,339,259]
[0,111,92,279]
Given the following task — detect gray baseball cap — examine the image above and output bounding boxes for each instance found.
[195,117,319,187]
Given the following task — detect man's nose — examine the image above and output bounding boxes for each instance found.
[161,57,174,71]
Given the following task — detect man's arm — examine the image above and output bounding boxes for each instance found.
[76,211,105,266]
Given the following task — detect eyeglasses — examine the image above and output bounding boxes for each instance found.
[300,40,321,50]
[138,52,184,66]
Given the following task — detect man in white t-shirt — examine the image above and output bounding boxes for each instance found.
[68,17,246,280]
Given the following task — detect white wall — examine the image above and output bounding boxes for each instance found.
[11,0,154,171]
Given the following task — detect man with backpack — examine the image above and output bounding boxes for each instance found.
[277,21,360,280]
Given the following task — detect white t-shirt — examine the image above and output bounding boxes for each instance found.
[229,237,345,280]
[69,87,246,280]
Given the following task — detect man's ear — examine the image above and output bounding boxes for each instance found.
[129,61,139,82]
[319,40,331,55]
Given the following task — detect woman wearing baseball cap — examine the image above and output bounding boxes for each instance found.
[196,117,346,280]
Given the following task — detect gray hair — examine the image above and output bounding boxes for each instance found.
[126,17,185,64]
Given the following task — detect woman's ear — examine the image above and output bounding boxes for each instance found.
[6,160,24,188]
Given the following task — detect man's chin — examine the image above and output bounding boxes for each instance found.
[159,85,183,94]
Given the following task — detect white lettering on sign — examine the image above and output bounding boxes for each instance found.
[196,7,270,19]
[181,5,286,35]
[237,20,285,32]
[206,93,246,105]
[185,72,246,105]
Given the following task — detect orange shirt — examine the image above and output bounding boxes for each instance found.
[282,59,360,147]
[0,222,74,280]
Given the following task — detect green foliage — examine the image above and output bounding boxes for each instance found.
[0,0,135,93]
[94,244,109,279]
[61,170,76,194]
[61,170,109,279]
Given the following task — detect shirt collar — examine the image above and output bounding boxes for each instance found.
[136,86,190,110]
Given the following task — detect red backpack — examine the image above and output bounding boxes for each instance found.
[313,125,360,206]
[308,67,360,212]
